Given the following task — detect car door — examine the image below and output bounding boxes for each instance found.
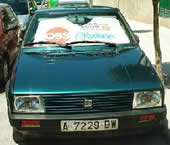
[4,7,20,66]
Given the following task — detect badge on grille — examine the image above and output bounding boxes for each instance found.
[84,99,93,109]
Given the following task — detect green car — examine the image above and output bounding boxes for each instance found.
[6,6,166,143]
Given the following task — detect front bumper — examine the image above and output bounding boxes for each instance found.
[9,106,166,138]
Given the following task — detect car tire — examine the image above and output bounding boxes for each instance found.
[13,128,25,144]
[0,59,9,87]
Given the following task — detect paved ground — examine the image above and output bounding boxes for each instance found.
[0,20,170,145]
[129,20,170,64]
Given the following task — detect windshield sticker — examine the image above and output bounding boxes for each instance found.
[34,18,79,44]
[34,17,130,44]
[75,32,114,41]
[46,27,70,44]
[81,23,111,31]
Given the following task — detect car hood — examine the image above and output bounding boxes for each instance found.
[13,47,162,94]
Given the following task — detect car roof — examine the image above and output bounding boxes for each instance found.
[35,6,120,15]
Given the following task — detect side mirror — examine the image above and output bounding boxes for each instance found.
[134,34,140,43]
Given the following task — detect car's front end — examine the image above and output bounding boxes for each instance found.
[7,46,166,141]
[8,91,166,139]
[6,7,166,143]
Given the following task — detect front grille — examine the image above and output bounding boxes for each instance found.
[42,92,134,114]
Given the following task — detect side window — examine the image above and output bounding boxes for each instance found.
[2,10,10,31]
[6,7,18,24]
[4,7,18,31]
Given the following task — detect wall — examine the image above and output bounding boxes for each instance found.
[93,0,170,28]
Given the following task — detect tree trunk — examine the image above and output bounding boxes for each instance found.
[152,0,165,86]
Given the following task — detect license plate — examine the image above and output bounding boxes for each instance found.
[61,119,118,132]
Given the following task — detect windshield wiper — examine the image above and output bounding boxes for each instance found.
[24,41,117,50]
[24,41,72,49]
[24,41,57,46]
[64,41,117,47]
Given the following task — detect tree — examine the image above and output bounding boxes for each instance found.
[152,0,165,86]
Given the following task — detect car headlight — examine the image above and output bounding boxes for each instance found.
[14,96,45,113]
[133,91,162,109]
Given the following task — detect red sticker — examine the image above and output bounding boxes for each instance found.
[46,27,70,44]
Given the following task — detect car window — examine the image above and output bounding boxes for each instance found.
[6,7,16,22]
[25,14,130,45]
[2,9,10,31]
[3,7,18,31]
[0,0,29,15]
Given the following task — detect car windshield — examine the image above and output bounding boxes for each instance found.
[0,0,29,15]
[24,13,131,46]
